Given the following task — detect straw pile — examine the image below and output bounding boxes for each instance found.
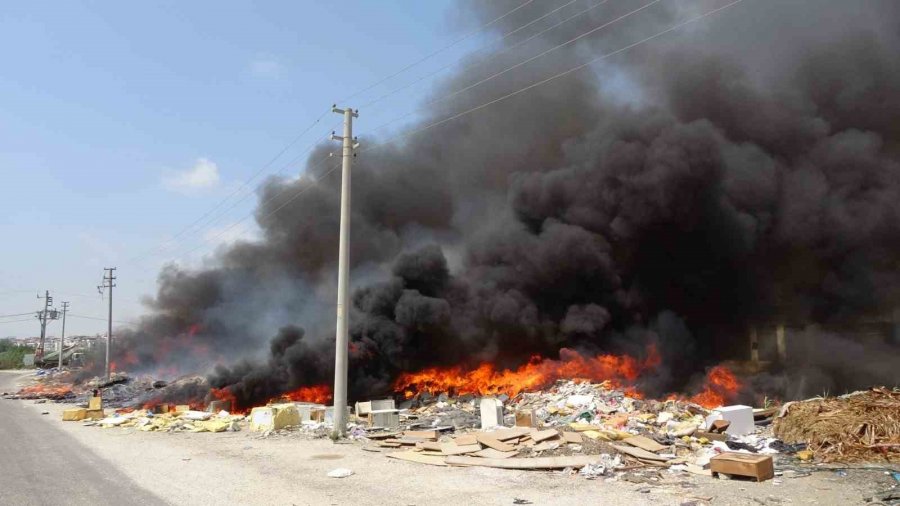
[773,387,900,462]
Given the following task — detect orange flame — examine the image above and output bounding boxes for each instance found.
[280,385,332,404]
[687,365,741,408]
[210,387,238,409]
[393,346,660,399]
[16,384,73,399]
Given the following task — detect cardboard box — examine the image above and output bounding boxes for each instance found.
[62,408,87,421]
[151,404,170,415]
[84,409,105,420]
[88,396,102,410]
[515,410,537,427]
[710,452,774,482]
[249,403,300,432]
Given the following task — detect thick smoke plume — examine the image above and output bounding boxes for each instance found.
[105,0,900,407]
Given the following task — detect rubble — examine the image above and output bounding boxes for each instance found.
[10,368,900,492]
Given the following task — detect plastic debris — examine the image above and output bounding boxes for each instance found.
[327,468,354,478]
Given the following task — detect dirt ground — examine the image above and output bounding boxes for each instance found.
[2,371,895,506]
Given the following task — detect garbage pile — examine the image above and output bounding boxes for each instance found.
[4,369,212,411]
[9,369,900,481]
[774,387,900,463]
[357,380,783,480]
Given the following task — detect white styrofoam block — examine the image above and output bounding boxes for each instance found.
[705,404,754,435]
[371,399,396,411]
[480,397,504,429]
[565,394,594,407]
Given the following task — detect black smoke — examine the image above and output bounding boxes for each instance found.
[106,0,900,407]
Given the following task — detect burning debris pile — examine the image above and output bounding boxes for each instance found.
[9,366,900,487]
[357,378,786,479]
[774,387,900,463]
[71,0,899,410]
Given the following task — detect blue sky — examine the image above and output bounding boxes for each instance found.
[0,0,491,338]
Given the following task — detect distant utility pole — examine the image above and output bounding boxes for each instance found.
[35,290,56,363]
[98,267,116,381]
[58,301,69,369]
[329,105,359,437]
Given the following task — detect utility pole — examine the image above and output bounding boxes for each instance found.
[58,301,69,369]
[98,268,116,381]
[36,291,53,363]
[329,105,359,437]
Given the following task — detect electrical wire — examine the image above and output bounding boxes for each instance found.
[131,0,640,264]
[0,317,37,324]
[361,0,745,154]
[149,0,745,268]
[361,0,662,137]
[125,0,539,268]
[126,109,334,265]
[359,0,609,112]
[166,156,344,264]
[68,314,138,326]
[0,312,36,318]
[338,0,535,104]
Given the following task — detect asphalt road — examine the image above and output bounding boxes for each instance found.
[0,371,167,506]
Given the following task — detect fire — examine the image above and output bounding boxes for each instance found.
[203,384,331,414]
[210,386,238,409]
[16,384,73,400]
[393,346,741,409]
[688,365,741,408]
[393,346,661,399]
[280,385,332,404]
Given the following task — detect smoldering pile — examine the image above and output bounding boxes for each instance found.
[90,0,899,407]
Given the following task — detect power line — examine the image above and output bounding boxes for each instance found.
[129,127,342,268]
[126,110,334,266]
[339,0,535,104]
[130,0,637,267]
[124,1,538,269]
[160,156,344,265]
[362,0,662,137]
[0,317,37,324]
[359,0,608,112]
[154,153,335,263]
[0,312,36,318]
[140,0,746,270]
[68,313,137,326]
[361,0,745,154]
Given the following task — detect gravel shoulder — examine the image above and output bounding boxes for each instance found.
[1,371,886,506]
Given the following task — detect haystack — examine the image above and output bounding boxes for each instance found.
[773,387,899,462]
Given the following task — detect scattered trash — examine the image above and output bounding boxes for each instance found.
[9,366,898,495]
[326,468,354,478]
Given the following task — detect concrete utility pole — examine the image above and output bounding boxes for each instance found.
[329,105,359,437]
[58,301,69,369]
[36,291,53,363]
[98,267,116,381]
